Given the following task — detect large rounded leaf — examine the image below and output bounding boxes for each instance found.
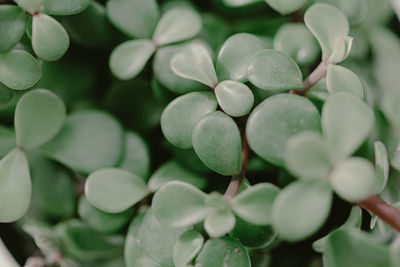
[32,13,69,61]
[15,89,66,150]
[42,0,91,15]
[192,111,241,175]
[85,168,148,213]
[266,0,308,15]
[326,64,363,99]
[271,180,332,241]
[0,5,27,53]
[152,6,202,46]
[246,94,321,166]
[321,92,373,159]
[41,110,124,174]
[0,50,41,90]
[0,148,31,223]
[248,49,303,91]
[304,3,349,59]
[216,33,264,81]
[173,229,204,267]
[109,39,156,80]
[161,91,217,149]
[107,0,159,39]
[152,181,210,228]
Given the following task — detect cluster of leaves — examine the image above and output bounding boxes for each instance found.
[1,0,400,266]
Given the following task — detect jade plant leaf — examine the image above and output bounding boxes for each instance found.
[328,157,376,202]
[15,89,66,150]
[373,141,389,194]
[41,0,91,15]
[273,23,320,66]
[265,0,308,15]
[32,13,70,61]
[321,92,373,159]
[0,5,27,53]
[85,168,148,213]
[284,131,331,180]
[0,148,31,223]
[204,209,235,238]
[14,0,43,13]
[148,161,206,192]
[304,3,349,59]
[106,0,159,39]
[109,39,156,80]
[271,180,332,241]
[192,111,241,175]
[232,183,279,225]
[328,36,353,64]
[173,229,204,267]
[214,80,254,117]
[326,64,363,98]
[216,33,264,81]
[152,181,210,228]
[152,6,202,46]
[0,50,41,90]
[248,49,303,91]
[161,91,217,149]
[171,43,218,88]
[246,94,321,166]
[41,110,123,174]
[195,237,251,267]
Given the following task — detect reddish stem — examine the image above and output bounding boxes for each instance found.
[290,60,329,96]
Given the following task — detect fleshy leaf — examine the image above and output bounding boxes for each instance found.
[216,33,264,81]
[204,209,236,238]
[248,49,303,91]
[106,0,159,39]
[192,111,241,176]
[161,91,217,149]
[85,168,148,213]
[32,13,70,61]
[0,5,27,53]
[41,0,91,15]
[0,148,31,223]
[321,92,373,159]
[246,94,321,166]
[326,64,363,98]
[271,180,332,241]
[152,6,202,46]
[0,84,15,108]
[266,0,307,15]
[171,43,218,88]
[373,141,389,194]
[304,3,349,59]
[214,80,254,117]
[232,183,279,225]
[328,36,353,64]
[223,0,262,7]
[15,89,66,150]
[14,0,43,13]
[109,39,156,80]
[328,157,376,202]
[284,131,331,180]
[0,50,41,90]
[173,229,204,267]
[152,181,210,228]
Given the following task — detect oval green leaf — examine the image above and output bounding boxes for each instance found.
[173,229,204,267]
[326,64,363,99]
[266,0,308,15]
[14,0,43,13]
[204,209,235,238]
[0,5,27,53]
[42,0,91,15]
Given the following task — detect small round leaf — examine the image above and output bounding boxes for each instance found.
[326,64,363,99]
[42,0,91,15]
[0,5,27,53]
[173,229,204,267]
[204,209,236,238]
[374,141,389,194]
[14,0,43,13]
[266,0,308,15]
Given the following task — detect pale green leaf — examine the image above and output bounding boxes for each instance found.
[328,36,353,64]
[42,0,91,15]
[0,5,27,53]
[173,229,204,267]
[14,0,43,13]
[374,141,389,194]
[326,64,363,98]
[266,0,307,15]
[223,0,262,7]
[204,209,235,238]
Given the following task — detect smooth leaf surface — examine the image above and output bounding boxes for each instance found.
[14,0,43,13]
[232,183,279,225]
[214,80,254,117]
[109,39,156,80]
[248,49,303,91]
[204,209,235,238]
[192,111,241,175]
[42,0,91,15]
[328,36,353,64]
[326,64,363,98]
[322,92,373,159]
[216,33,264,81]
[0,5,27,53]
[173,229,204,267]
[0,50,41,90]
[106,0,159,39]
[32,13,70,61]
[0,148,31,223]
[374,141,389,194]
[171,43,218,87]
[152,6,202,46]
[161,91,217,149]
[284,131,331,180]
[266,0,308,15]
[152,181,210,228]
[329,157,376,202]
[15,89,66,149]
[246,94,321,166]
[304,3,349,59]
[85,168,148,213]
[271,180,332,241]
